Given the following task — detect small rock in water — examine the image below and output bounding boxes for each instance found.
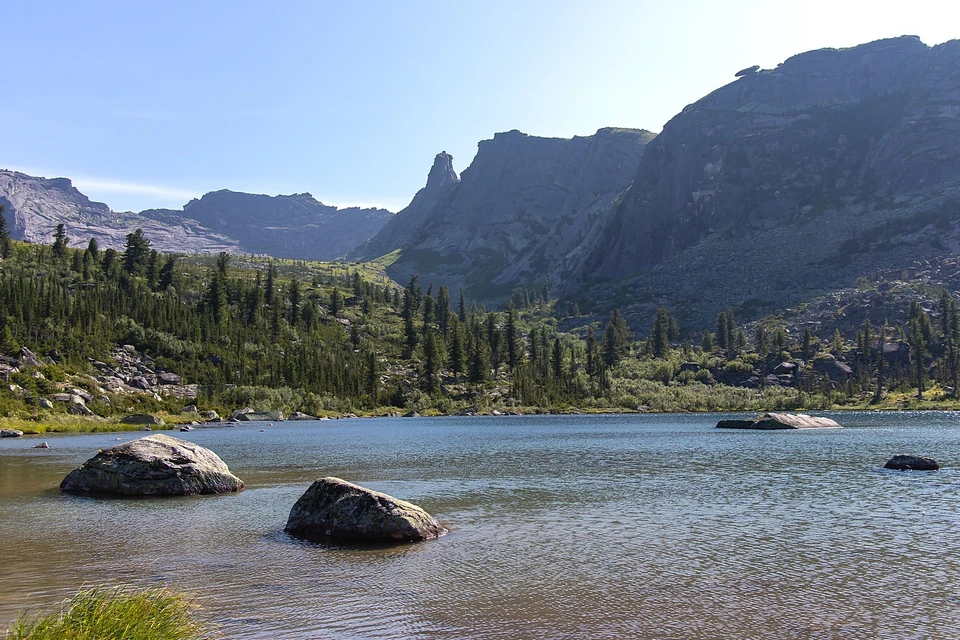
[285,476,447,543]
[34,441,49,449]
[884,454,939,471]
[259,429,266,432]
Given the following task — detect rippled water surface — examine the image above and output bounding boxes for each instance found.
[2,412,960,638]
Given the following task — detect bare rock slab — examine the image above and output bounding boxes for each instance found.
[60,434,244,496]
[717,413,842,430]
[285,477,446,543]
[884,455,939,471]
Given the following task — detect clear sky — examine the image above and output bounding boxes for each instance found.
[1,0,957,213]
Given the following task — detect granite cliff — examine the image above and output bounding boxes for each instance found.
[353,127,655,299]
[572,36,960,330]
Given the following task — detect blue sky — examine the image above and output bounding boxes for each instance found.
[2,0,957,213]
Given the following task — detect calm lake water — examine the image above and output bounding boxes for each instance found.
[2,412,960,639]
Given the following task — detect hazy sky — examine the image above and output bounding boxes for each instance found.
[2,0,957,212]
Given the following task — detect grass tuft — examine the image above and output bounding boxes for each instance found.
[5,586,214,640]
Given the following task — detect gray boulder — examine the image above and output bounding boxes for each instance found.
[120,414,165,426]
[285,477,446,543]
[884,455,939,471]
[38,397,54,409]
[181,404,198,414]
[234,410,284,422]
[717,413,842,430]
[60,434,244,496]
[0,428,23,438]
[288,411,316,420]
[199,410,220,421]
[67,402,95,416]
[158,372,182,385]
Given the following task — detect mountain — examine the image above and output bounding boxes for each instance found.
[143,191,393,260]
[0,171,393,259]
[0,171,240,254]
[569,35,960,330]
[351,127,655,299]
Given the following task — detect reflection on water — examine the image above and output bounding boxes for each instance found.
[2,412,960,638]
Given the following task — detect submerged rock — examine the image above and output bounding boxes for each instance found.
[716,413,842,430]
[60,434,244,496]
[884,454,939,471]
[285,477,446,543]
[120,414,165,426]
[34,441,49,449]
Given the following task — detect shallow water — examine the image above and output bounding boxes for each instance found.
[2,412,960,638]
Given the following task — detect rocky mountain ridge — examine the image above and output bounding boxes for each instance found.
[0,170,393,259]
[570,35,960,332]
[352,127,656,299]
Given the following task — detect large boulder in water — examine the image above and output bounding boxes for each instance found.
[884,454,939,471]
[60,434,244,496]
[285,477,446,543]
[717,413,842,430]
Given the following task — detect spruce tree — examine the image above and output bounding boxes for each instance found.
[52,223,68,259]
[0,205,10,259]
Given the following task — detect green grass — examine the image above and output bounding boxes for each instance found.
[0,414,185,435]
[4,586,214,640]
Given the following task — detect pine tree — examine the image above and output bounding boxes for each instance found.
[122,228,151,275]
[650,306,672,359]
[86,237,99,262]
[458,289,467,323]
[52,223,68,259]
[552,337,564,381]
[0,205,11,259]
[505,303,520,370]
[158,256,177,291]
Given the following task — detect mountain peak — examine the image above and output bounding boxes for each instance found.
[427,151,459,192]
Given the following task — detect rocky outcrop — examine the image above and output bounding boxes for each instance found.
[285,477,446,543]
[0,171,393,261]
[575,36,960,332]
[60,434,244,496]
[717,413,842,430]
[352,128,654,301]
[884,454,939,471]
[92,346,197,400]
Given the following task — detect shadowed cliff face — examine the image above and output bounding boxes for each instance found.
[0,173,393,259]
[586,36,960,282]
[572,36,960,330]
[356,128,654,300]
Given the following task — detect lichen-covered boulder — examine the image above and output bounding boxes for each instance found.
[717,413,842,430]
[884,454,939,471]
[285,477,446,543]
[60,434,244,496]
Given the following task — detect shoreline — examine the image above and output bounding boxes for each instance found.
[3,402,958,436]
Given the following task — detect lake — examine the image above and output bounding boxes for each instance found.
[2,412,959,638]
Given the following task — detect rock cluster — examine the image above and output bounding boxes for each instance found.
[91,346,197,400]
[285,477,446,543]
[60,434,244,496]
